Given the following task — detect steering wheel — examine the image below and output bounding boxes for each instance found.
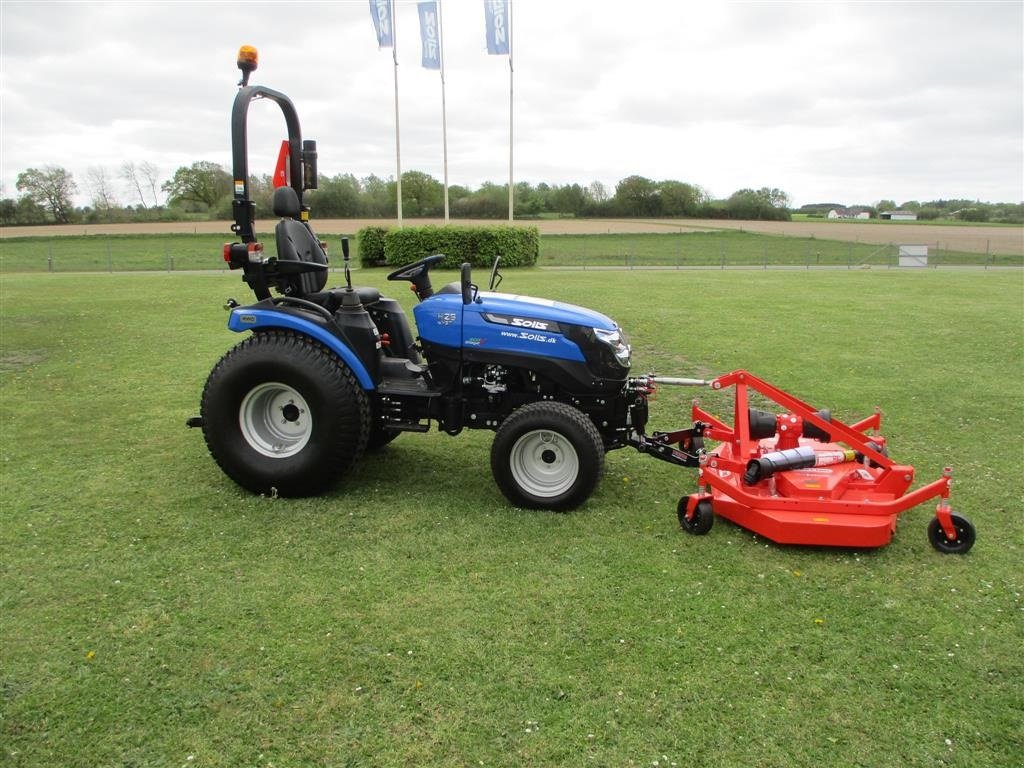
[386,253,446,300]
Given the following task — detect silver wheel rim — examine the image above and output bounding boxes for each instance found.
[509,429,579,498]
[239,382,312,458]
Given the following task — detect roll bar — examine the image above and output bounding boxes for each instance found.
[229,83,318,243]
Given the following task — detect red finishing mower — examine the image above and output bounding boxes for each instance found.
[636,370,975,553]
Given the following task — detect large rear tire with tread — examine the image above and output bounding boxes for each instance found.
[200,330,370,497]
[490,401,604,511]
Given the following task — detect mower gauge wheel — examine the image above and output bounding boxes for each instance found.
[927,513,976,555]
[678,497,714,535]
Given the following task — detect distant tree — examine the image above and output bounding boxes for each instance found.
[308,173,358,217]
[16,166,78,223]
[756,187,790,209]
[360,174,395,217]
[121,161,149,209]
[875,199,896,212]
[246,174,275,217]
[452,182,508,218]
[401,171,444,217]
[514,181,543,216]
[724,188,791,221]
[448,184,471,203]
[0,198,16,226]
[658,180,702,217]
[550,183,588,216]
[588,180,609,203]
[162,161,232,210]
[959,207,990,222]
[139,161,163,207]
[85,166,119,214]
[615,175,660,216]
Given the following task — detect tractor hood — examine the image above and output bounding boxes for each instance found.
[414,288,631,381]
[475,291,619,331]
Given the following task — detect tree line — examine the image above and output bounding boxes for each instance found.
[3,162,1020,226]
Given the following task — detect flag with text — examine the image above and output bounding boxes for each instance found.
[418,2,441,70]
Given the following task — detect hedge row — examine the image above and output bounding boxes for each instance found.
[357,225,539,269]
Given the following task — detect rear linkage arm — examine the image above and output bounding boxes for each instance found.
[626,374,711,468]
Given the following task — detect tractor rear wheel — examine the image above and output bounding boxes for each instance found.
[490,401,604,511]
[200,330,370,497]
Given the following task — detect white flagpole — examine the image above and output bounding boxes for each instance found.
[393,2,403,226]
[439,0,450,223]
[508,0,514,223]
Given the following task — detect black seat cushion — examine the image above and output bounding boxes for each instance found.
[272,186,302,218]
[271,186,328,296]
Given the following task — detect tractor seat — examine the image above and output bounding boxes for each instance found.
[272,187,328,296]
[271,187,380,309]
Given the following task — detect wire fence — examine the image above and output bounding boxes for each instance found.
[0,231,1019,273]
[536,234,1016,270]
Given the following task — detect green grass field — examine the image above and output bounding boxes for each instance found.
[1,229,1020,273]
[2,268,1022,767]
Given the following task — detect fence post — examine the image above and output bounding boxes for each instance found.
[47,242,54,273]
[107,240,113,273]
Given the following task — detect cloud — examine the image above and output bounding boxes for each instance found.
[1,0,1021,207]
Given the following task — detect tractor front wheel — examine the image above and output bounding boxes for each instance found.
[200,330,370,497]
[490,402,604,511]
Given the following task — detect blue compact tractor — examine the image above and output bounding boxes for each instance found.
[190,47,664,511]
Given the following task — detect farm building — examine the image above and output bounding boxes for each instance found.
[881,210,918,221]
[828,207,871,220]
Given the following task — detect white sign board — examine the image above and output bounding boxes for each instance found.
[898,244,928,267]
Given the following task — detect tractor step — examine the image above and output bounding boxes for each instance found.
[377,377,442,397]
[384,421,431,433]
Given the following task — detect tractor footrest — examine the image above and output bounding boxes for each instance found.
[385,421,431,433]
[378,378,442,397]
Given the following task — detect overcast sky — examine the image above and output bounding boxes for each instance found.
[2,0,1022,209]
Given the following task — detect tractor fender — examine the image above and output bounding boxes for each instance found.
[227,307,375,390]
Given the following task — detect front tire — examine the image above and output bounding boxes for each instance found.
[490,401,604,511]
[200,330,370,497]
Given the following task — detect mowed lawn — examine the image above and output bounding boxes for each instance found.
[1,267,1022,767]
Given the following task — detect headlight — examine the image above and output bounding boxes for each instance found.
[594,326,632,368]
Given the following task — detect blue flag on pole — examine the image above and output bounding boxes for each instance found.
[483,0,509,55]
[418,2,441,70]
[370,0,394,48]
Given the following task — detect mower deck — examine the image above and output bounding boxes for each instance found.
[700,437,926,548]
[668,370,973,552]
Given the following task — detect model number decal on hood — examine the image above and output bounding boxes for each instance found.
[483,312,561,334]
